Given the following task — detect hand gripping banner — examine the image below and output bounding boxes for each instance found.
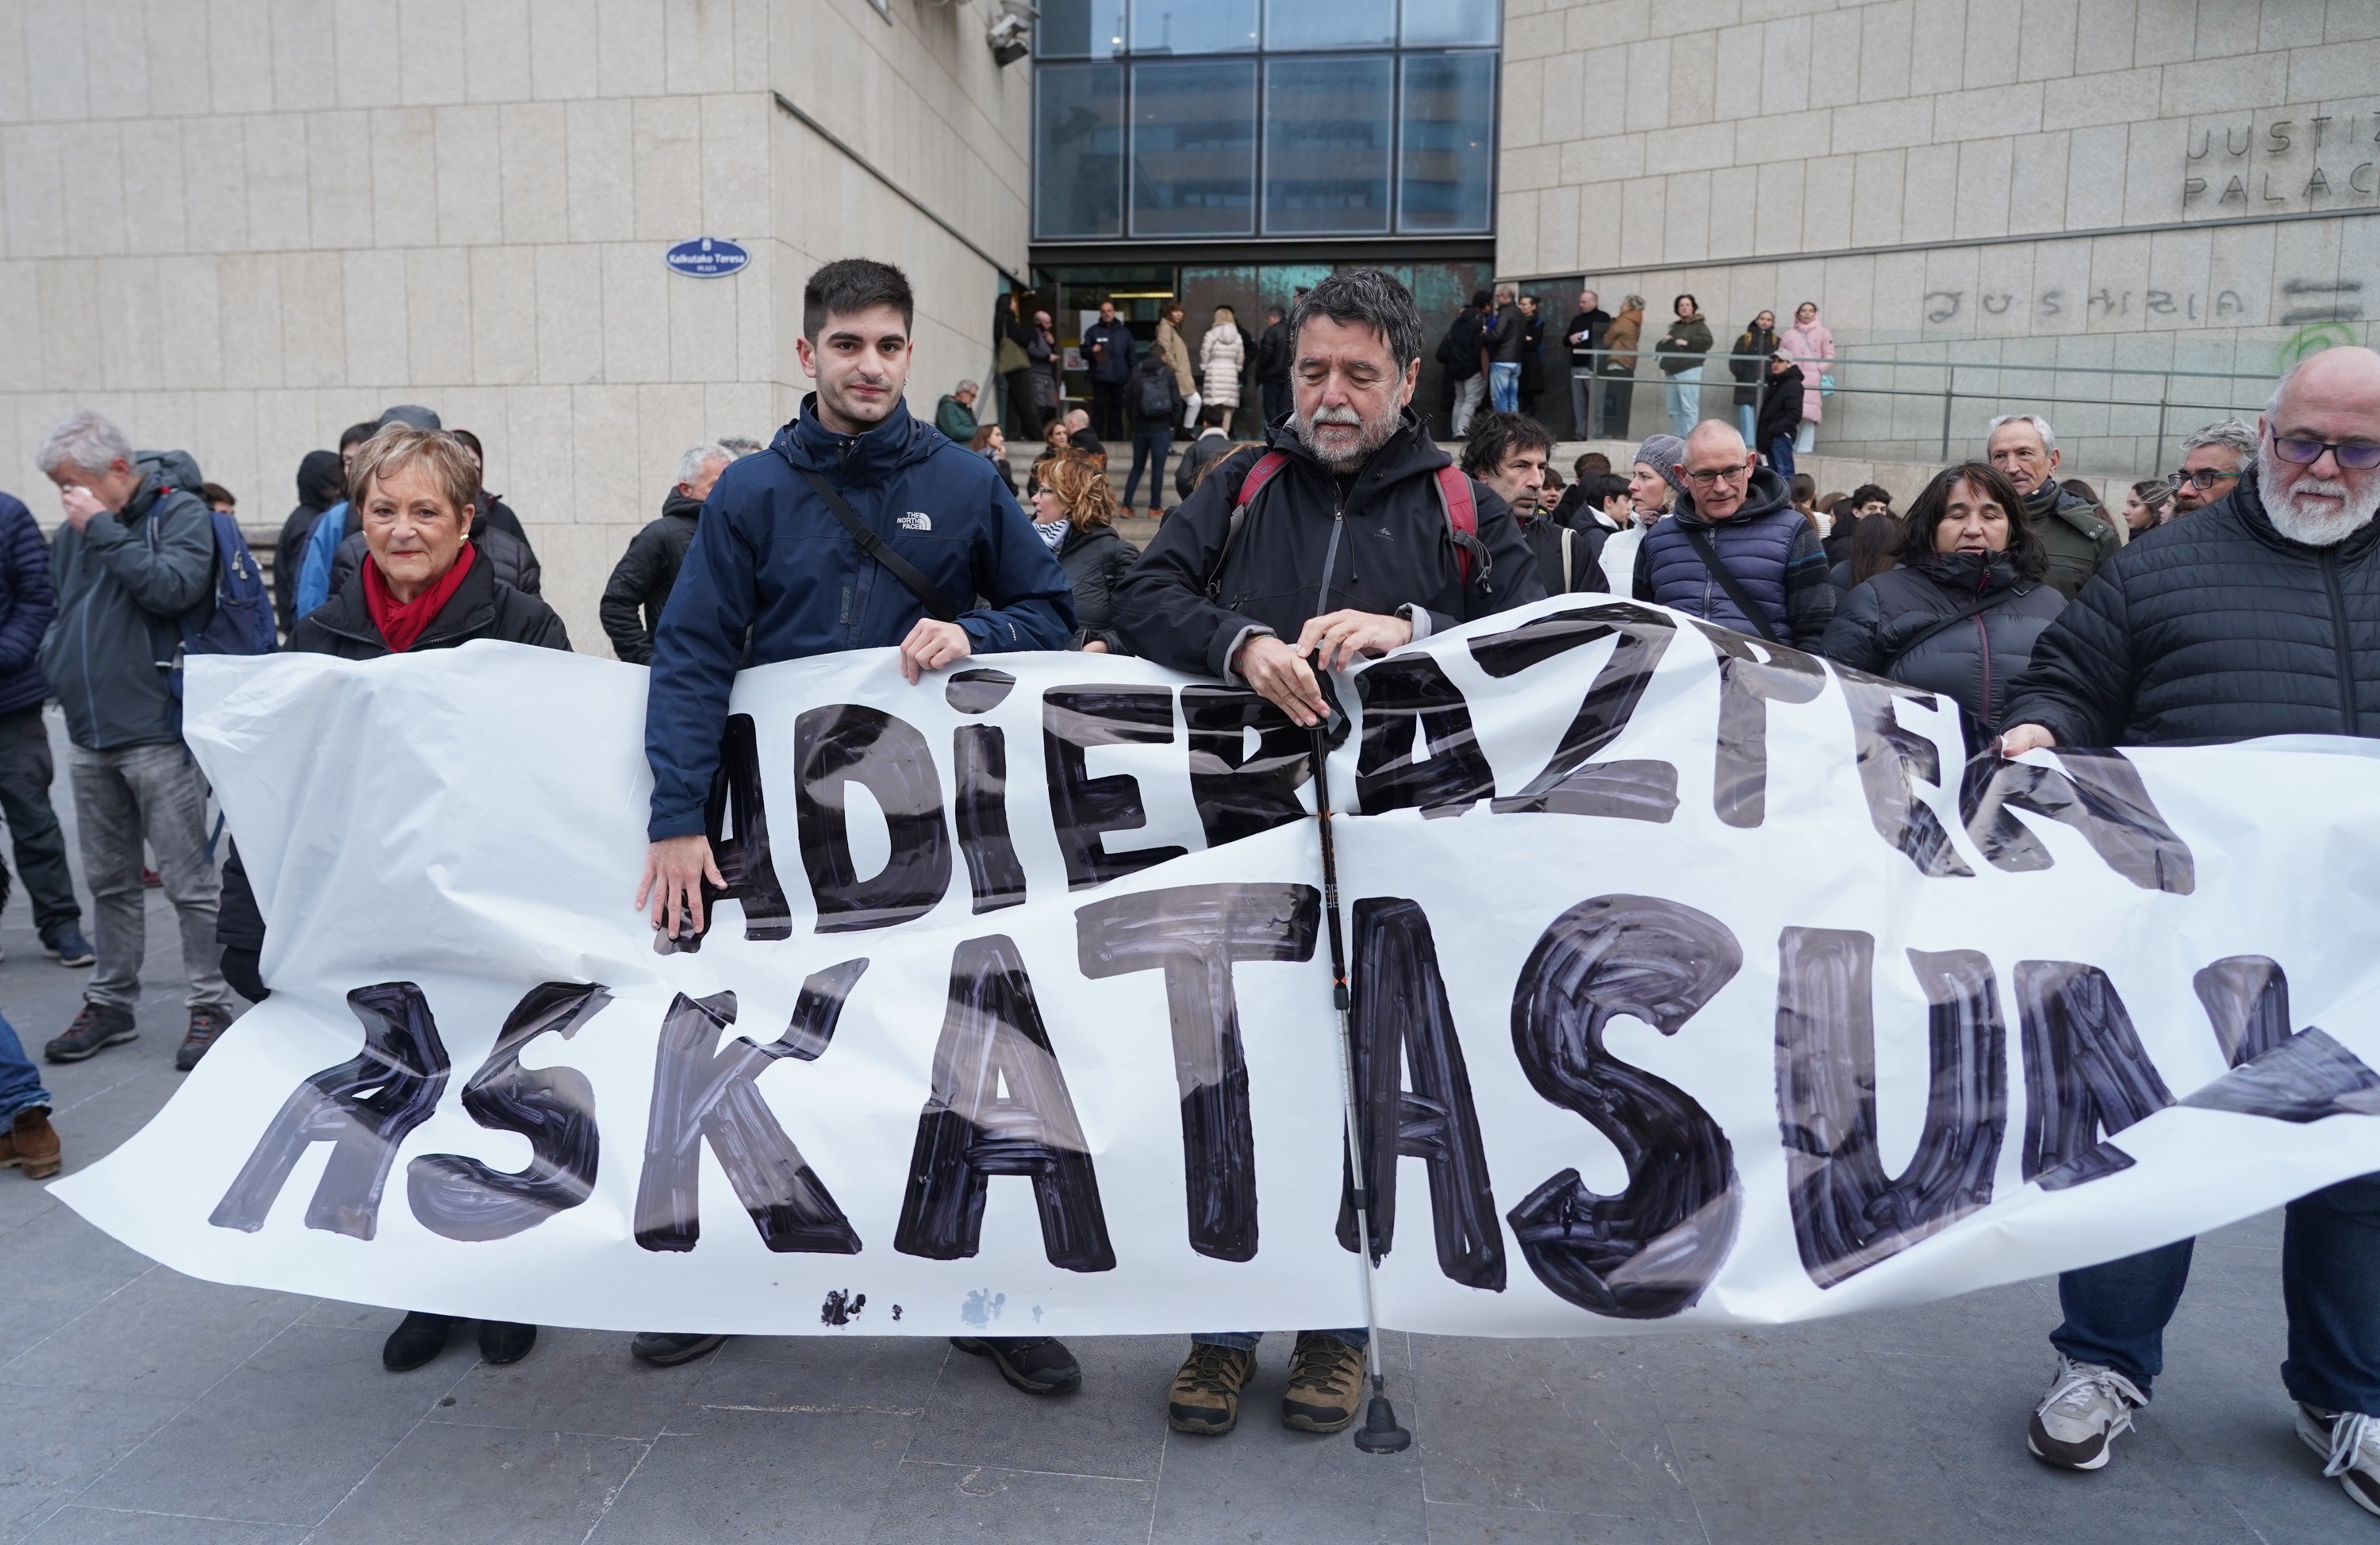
[52,598,2380,1339]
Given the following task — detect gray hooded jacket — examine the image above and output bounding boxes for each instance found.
[40,473,217,751]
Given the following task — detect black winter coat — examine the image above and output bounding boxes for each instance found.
[2024,479,2121,601]
[278,449,345,640]
[1755,364,1805,451]
[1118,411,1546,678]
[331,523,542,602]
[1058,524,1141,652]
[1518,314,1546,394]
[1256,320,1290,383]
[1729,325,1779,405]
[600,490,703,664]
[2002,470,2380,748]
[1821,550,2064,733]
[1519,511,1609,595]
[1176,431,1234,498]
[474,492,532,554]
[221,552,570,997]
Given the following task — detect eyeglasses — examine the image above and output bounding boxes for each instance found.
[1683,464,1749,486]
[2270,436,2380,471]
[2170,467,2243,490]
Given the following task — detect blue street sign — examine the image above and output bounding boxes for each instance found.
[665,237,750,279]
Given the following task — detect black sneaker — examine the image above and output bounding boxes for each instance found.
[383,1312,456,1372]
[44,1003,137,1063]
[951,1336,1081,1396]
[630,1332,727,1366]
[40,926,94,968]
[175,1009,232,1072]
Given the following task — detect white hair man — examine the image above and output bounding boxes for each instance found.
[1985,413,2121,598]
[33,410,240,1072]
[2171,417,2258,515]
[599,443,733,664]
[1998,347,2380,1510]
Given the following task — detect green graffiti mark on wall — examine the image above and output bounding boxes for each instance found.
[2278,323,2357,370]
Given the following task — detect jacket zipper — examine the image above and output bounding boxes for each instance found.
[1971,570,1992,728]
[2323,548,2359,734]
[1314,486,1345,618]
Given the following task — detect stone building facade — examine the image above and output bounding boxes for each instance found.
[0,0,1031,650]
[1497,0,2380,474]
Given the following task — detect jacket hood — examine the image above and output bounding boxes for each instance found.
[1679,465,1794,527]
[2025,478,2107,537]
[779,394,941,481]
[1261,407,1449,488]
[1907,548,2027,594]
[296,449,344,510]
[662,489,704,523]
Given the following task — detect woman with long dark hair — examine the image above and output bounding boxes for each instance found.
[1821,460,2065,744]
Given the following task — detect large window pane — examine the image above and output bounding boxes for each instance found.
[1130,0,1258,55]
[1397,52,1495,233]
[1035,0,1125,58]
[1400,0,1498,46]
[1262,56,1392,235]
[1036,63,1126,239]
[1130,61,1257,236]
[1265,0,1395,50]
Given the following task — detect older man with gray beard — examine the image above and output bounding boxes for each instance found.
[1997,345,2380,1514]
[1117,268,1541,1441]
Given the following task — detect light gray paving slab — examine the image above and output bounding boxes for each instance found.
[306,1422,645,1545]
[0,1386,190,1544]
[585,1410,913,1544]
[20,1505,305,1544]
[866,1460,1155,1543]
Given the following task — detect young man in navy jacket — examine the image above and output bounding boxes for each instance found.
[631,257,1079,1392]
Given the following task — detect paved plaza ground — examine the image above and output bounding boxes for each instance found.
[0,713,2370,1544]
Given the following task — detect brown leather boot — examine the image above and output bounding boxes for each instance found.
[3,1107,60,1180]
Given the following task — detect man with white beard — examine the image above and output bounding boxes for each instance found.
[1998,345,2380,1513]
[1118,268,1541,1439]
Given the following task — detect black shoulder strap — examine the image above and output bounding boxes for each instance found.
[1885,586,2018,668]
[798,468,958,623]
[1679,521,1783,644]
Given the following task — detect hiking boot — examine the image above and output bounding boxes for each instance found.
[175,1008,232,1072]
[44,1002,136,1063]
[2298,1404,2380,1517]
[382,1312,457,1372]
[951,1336,1081,1396]
[1167,1343,1255,1435]
[1,1108,61,1181]
[478,1320,538,1366]
[40,926,94,968]
[2027,1356,2144,1470]
[631,1332,727,1366]
[1281,1332,1366,1433]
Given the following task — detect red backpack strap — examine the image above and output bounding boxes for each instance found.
[1434,464,1484,587]
[1205,451,1292,598]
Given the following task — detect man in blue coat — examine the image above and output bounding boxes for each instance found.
[0,490,91,967]
[1083,300,1138,443]
[631,256,1077,1389]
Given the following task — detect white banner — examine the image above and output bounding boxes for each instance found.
[52,598,2380,1340]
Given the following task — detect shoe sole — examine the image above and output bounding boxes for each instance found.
[44,950,95,967]
[2297,1409,2380,1518]
[631,1336,726,1366]
[2027,1412,2112,1471]
[950,1337,1081,1396]
[1168,1405,1238,1435]
[44,1030,137,1063]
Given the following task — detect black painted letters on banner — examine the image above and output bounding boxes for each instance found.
[1044,687,1191,888]
[795,705,954,931]
[1833,671,1975,877]
[1355,655,1497,817]
[1468,602,1682,823]
[2015,961,2175,1189]
[1962,749,2194,894]
[1694,625,1826,828]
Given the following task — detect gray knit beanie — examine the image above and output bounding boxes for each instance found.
[1635,433,1687,497]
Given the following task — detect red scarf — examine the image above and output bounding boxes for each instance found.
[363,542,476,654]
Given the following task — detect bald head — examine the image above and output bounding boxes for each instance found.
[1682,421,1756,520]
[2259,346,2380,546]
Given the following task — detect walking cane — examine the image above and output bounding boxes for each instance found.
[1310,722,1412,1455]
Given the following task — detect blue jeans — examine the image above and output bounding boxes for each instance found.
[0,1009,51,1124]
[1488,362,1521,414]
[1122,428,1171,511]
[1664,366,1703,436]
[1767,434,1797,476]
[1737,404,1756,443]
[1193,1329,1368,1352]
[2052,1171,2380,1412]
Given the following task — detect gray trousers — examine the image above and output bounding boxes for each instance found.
[69,742,231,1014]
[1450,375,1487,437]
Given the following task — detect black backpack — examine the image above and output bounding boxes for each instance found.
[1436,312,1483,376]
[1137,360,1176,418]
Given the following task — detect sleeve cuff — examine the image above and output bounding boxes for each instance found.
[1219,624,1275,683]
[647,809,708,842]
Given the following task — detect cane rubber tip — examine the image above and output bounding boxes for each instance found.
[1352,1397,1412,1453]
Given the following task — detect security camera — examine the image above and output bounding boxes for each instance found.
[988,11,1030,64]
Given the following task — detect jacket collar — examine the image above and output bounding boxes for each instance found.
[1908,548,2028,594]
[307,544,501,652]
[661,489,704,522]
[1677,465,1794,528]
[2221,462,2380,562]
[2023,478,2105,537]
[781,394,925,480]
[1262,408,1449,490]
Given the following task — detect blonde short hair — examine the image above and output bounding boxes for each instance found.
[1035,449,1118,532]
[347,426,478,524]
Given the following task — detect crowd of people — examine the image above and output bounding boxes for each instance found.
[0,254,2375,1515]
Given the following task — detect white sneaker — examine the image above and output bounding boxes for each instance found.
[2297,1404,2380,1517]
[2027,1356,2145,1470]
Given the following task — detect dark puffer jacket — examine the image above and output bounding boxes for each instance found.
[0,494,56,719]
[330,521,542,601]
[1821,550,2064,732]
[599,490,703,664]
[1058,523,1140,652]
[222,548,570,997]
[277,450,345,640]
[1117,410,1545,678]
[2024,478,2120,600]
[2002,469,2380,748]
[1632,467,1835,648]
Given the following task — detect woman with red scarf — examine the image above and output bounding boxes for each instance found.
[216,424,567,1374]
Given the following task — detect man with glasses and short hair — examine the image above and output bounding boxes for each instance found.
[1998,347,2380,1512]
[2171,417,2257,515]
[1631,421,1834,648]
